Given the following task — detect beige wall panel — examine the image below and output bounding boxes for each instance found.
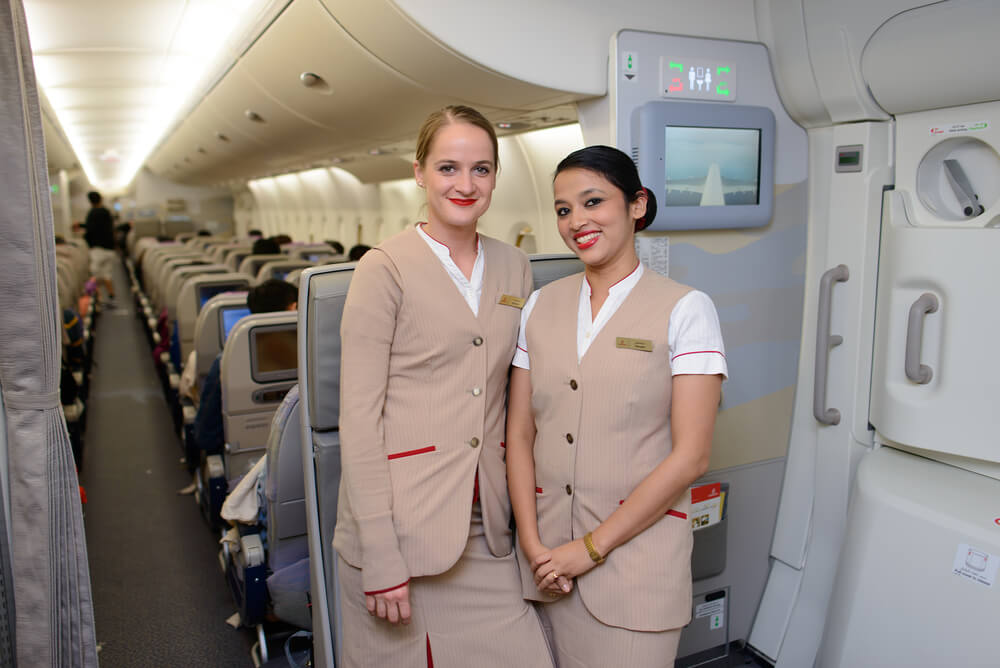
[710,385,794,471]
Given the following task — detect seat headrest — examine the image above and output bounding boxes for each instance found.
[300,264,355,432]
[528,254,584,291]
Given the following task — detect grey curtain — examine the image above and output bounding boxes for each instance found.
[0,0,98,665]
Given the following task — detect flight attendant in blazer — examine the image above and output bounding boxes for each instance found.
[334,105,552,668]
[507,146,728,667]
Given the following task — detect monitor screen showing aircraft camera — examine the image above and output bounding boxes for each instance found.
[249,326,298,383]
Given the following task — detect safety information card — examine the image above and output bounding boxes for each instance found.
[953,543,998,587]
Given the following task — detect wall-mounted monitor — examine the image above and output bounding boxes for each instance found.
[198,283,247,310]
[218,305,251,347]
[632,101,775,230]
[249,324,298,383]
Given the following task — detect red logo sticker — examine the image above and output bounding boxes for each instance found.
[994,517,1000,527]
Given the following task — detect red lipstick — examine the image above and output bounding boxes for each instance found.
[449,198,476,206]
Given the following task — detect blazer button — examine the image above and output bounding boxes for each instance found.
[472,387,482,396]
[565,433,574,444]
[565,484,572,495]
[473,336,484,346]
[469,437,480,448]
[569,379,578,390]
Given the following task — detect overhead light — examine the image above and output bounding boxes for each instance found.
[25,0,279,192]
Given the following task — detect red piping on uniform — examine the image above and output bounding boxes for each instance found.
[670,350,726,361]
[500,441,506,448]
[585,261,640,293]
[619,499,687,519]
[517,345,527,353]
[387,445,436,460]
[426,634,434,667]
[364,579,410,596]
[536,487,543,494]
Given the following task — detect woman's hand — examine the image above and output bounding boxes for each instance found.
[531,540,595,594]
[366,583,411,625]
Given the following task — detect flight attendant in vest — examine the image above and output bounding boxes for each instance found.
[334,105,553,668]
[507,145,727,667]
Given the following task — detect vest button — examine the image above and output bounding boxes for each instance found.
[565,484,572,495]
[473,336,483,346]
[569,379,578,390]
[472,387,482,396]
[565,433,574,444]
[469,437,480,448]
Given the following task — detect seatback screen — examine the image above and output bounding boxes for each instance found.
[199,283,243,309]
[250,327,298,382]
[664,126,760,207]
[219,306,251,346]
[307,253,332,263]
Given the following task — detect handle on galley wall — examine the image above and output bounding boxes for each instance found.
[813,264,849,425]
[905,293,938,384]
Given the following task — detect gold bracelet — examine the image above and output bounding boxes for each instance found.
[583,532,605,565]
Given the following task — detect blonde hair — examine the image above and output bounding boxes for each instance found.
[414,105,499,171]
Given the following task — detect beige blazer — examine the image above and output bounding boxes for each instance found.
[334,226,532,594]
[519,269,694,631]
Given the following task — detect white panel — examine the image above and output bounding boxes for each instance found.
[749,560,802,662]
[819,446,1000,667]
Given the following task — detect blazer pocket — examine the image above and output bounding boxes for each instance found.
[387,445,436,460]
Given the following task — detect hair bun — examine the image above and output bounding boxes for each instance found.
[636,187,657,231]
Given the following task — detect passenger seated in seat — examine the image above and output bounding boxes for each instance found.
[347,244,371,261]
[190,279,298,461]
[251,237,281,256]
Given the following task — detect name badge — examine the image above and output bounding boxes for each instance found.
[616,337,654,352]
[498,294,526,309]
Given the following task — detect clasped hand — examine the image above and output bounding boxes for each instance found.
[366,583,411,625]
[529,539,596,595]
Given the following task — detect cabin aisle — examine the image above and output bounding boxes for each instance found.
[79,260,253,666]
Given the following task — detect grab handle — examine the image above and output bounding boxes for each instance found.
[905,293,938,384]
[813,265,849,425]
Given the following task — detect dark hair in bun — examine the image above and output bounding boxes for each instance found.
[554,145,657,231]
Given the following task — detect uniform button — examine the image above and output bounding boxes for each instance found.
[473,336,483,346]
[472,387,482,396]
[565,433,574,444]
[565,484,572,495]
[469,437,480,448]
[569,379,578,390]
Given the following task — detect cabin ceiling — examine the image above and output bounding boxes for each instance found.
[26,0,591,191]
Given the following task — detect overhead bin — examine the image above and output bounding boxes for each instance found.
[318,0,587,110]
[861,0,1000,115]
[147,0,593,184]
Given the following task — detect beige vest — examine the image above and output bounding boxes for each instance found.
[520,269,694,631]
[335,227,532,593]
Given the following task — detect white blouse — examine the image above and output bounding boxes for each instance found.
[513,262,728,378]
[416,223,485,316]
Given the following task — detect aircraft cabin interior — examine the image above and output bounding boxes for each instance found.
[0,0,997,666]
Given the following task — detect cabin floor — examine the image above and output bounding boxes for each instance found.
[79,260,255,666]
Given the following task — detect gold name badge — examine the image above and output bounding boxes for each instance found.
[498,294,526,309]
[616,337,654,352]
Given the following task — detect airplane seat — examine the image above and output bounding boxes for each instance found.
[182,292,251,462]
[527,253,585,290]
[175,273,252,369]
[164,263,229,321]
[162,218,194,240]
[299,263,355,665]
[284,269,304,287]
[287,244,337,262]
[224,385,311,633]
[238,254,288,279]
[218,244,253,266]
[255,259,312,285]
[204,311,297,527]
[127,219,160,259]
[174,232,196,244]
[263,383,310,629]
[226,250,253,272]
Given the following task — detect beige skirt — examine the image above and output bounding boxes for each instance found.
[337,504,553,668]
[537,586,682,668]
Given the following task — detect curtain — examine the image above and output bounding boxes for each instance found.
[0,0,98,665]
